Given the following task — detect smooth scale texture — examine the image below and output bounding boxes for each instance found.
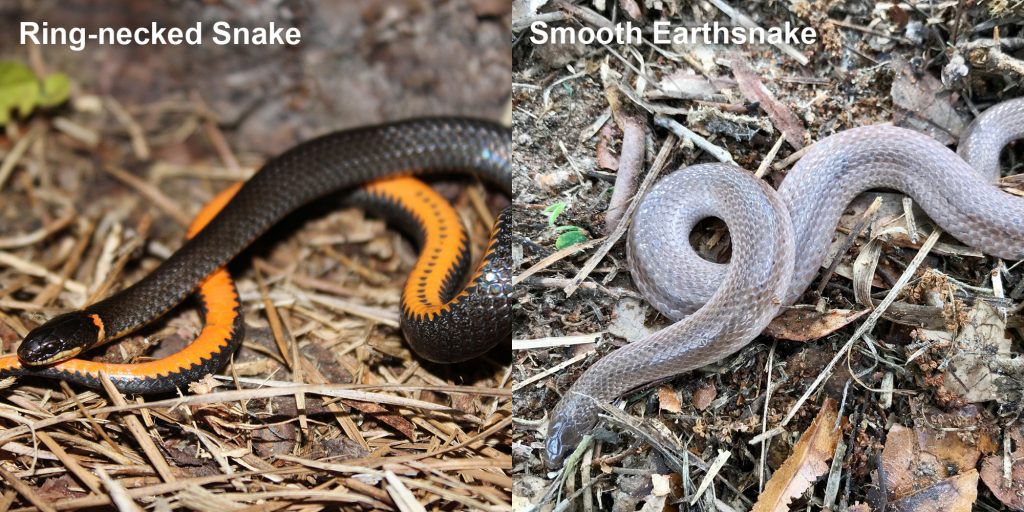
[545,98,1024,466]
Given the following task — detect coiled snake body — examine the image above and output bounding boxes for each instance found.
[545,98,1024,465]
[1,118,512,394]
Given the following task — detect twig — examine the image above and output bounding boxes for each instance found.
[0,466,57,512]
[604,115,647,233]
[705,0,810,65]
[564,134,677,297]
[33,218,95,307]
[0,124,44,192]
[0,250,87,295]
[255,266,294,370]
[0,211,75,249]
[581,443,594,512]
[690,450,730,505]
[654,115,733,163]
[385,470,428,512]
[209,377,510,397]
[105,96,150,160]
[773,144,812,170]
[304,291,400,327]
[35,431,102,494]
[754,133,786,179]
[41,468,308,511]
[52,117,99,147]
[777,229,943,429]
[95,468,144,512]
[103,165,191,226]
[815,196,883,298]
[902,197,919,243]
[88,214,152,304]
[758,341,777,493]
[829,18,913,43]
[512,352,591,392]
[513,333,605,350]
[98,373,177,483]
[987,46,1024,76]
[513,237,605,286]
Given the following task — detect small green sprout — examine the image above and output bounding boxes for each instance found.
[543,201,588,250]
[555,225,588,250]
[543,202,567,227]
[0,61,71,126]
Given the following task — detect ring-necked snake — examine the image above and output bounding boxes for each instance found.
[544,98,1024,466]
[0,118,512,394]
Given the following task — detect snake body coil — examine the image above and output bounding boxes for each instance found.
[2,118,512,393]
[545,98,1024,465]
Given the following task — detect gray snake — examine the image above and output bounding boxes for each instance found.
[545,98,1024,466]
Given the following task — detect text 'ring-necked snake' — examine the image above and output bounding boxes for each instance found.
[544,98,1024,466]
[0,118,512,394]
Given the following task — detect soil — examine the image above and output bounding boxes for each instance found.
[512,1,1023,510]
[0,1,511,509]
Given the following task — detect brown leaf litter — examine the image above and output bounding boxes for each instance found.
[752,398,845,512]
[876,408,997,512]
[513,1,1023,510]
[0,1,512,509]
[980,425,1024,510]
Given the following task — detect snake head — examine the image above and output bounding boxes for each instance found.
[544,397,593,469]
[18,312,101,366]
[544,418,577,468]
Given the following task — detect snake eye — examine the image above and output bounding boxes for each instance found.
[37,338,60,354]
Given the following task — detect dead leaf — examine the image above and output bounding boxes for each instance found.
[692,382,717,412]
[651,473,673,497]
[37,475,83,501]
[658,386,682,414]
[848,503,872,512]
[187,374,224,394]
[649,69,735,100]
[651,471,684,499]
[752,398,843,512]
[765,307,869,341]
[618,0,642,19]
[881,424,982,499]
[0,318,19,349]
[596,122,619,170]
[888,470,978,512]
[980,426,1024,510]
[609,298,655,340]
[731,59,806,149]
[890,56,968,144]
[252,421,297,458]
[343,400,417,441]
[513,474,550,512]
[637,494,668,512]
[936,301,1012,402]
[535,167,574,191]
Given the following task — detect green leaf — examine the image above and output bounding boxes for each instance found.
[542,202,567,227]
[0,61,70,125]
[0,61,39,125]
[39,73,71,107]
[555,226,588,250]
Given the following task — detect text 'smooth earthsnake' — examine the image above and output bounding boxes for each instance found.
[1,118,512,394]
[545,98,1024,466]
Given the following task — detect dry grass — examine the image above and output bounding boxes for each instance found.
[0,86,510,511]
